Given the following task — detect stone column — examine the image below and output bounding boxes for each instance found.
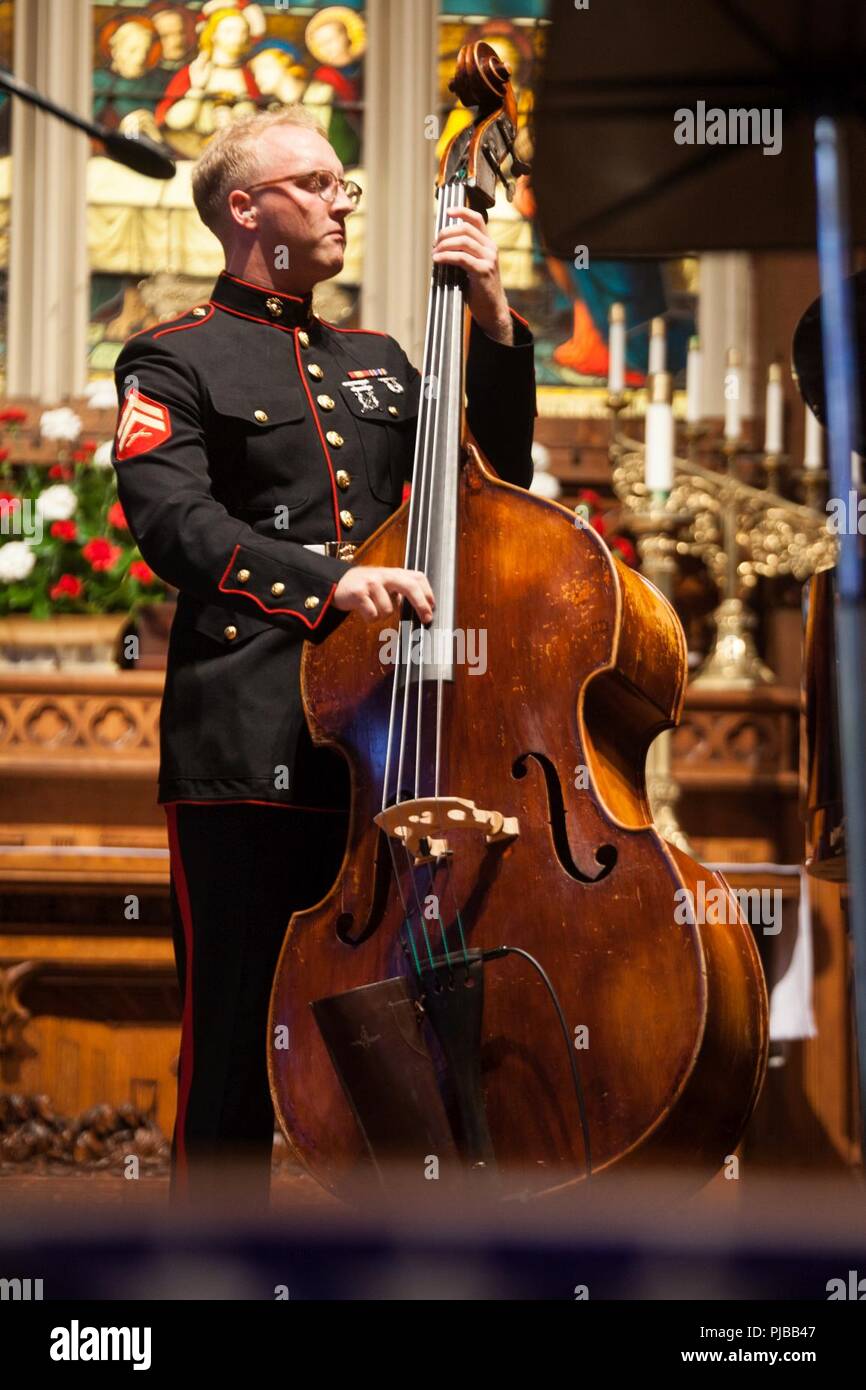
[7,0,90,401]
[698,252,756,423]
[363,0,438,364]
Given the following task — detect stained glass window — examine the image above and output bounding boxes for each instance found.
[88,1,366,375]
[438,1,698,414]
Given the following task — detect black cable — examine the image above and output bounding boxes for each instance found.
[481,945,592,1180]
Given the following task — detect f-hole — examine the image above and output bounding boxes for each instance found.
[512,752,617,883]
[336,789,416,946]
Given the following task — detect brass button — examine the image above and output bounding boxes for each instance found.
[388,406,399,417]
[224,625,238,641]
[304,595,320,609]
[265,296,283,318]
[340,509,355,529]
[192,306,207,317]
[326,431,344,448]
[335,469,351,490]
[316,394,335,411]
[271,581,286,597]
[237,568,250,583]
[307,364,324,380]
[298,330,310,349]
[254,409,269,424]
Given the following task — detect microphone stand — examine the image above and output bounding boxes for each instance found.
[0,66,175,179]
[813,115,866,1142]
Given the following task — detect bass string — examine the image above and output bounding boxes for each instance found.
[380,178,450,815]
[380,178,467,973]
[412,180,470,968]
[377,182,449,974]
[413,179,469,967]
[417,179,466,803]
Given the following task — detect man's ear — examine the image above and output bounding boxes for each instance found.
[227,188,257,230]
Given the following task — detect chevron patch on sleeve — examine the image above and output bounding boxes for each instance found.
[115,390,172,461]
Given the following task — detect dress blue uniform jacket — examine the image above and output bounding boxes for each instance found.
[112,270,536,808]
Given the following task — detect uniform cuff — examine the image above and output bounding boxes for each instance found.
[467,310,537,422]
[217,541,348,631]
[469,306,534,351]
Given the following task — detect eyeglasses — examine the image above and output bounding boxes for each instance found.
[244,169,362,208]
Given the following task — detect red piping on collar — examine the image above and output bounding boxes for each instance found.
[209,299,297,333]
[222,270,307,305]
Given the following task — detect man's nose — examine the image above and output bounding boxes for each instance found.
[331,186,356,216]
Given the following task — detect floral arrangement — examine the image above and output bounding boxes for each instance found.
[573,488,637,567]
[0,404,167,618]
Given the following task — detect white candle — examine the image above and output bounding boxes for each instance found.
[803,406,823,470]
[648,316,666,376]
[764,362,784,455]
[724,347,742,442]
[686,335,702,424]
[608,303,625,395]
[645,372,674,492]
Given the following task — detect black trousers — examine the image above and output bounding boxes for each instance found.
[164,801,349,1209]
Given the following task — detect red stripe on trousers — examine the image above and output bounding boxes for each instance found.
[165,804,195,1197]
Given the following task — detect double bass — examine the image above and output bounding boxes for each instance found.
[269,43,768,1201]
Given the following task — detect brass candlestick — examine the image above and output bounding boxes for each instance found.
[796,466,828,512]
[693,438,775,689]
[628,500,695,854]
[610,432,837,692]
[606,390,633,461]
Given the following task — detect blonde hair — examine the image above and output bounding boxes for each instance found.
[191,107,328,239]
[199,7,250,55]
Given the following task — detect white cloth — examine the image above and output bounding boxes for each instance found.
[705,861,817,1041]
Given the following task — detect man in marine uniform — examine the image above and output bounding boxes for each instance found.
[112,106,536,1207]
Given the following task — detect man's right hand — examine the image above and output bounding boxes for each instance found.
[333,566,435,623]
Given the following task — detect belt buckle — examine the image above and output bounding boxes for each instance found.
[334,542,356,561]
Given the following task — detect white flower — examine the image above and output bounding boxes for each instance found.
[0,541,36,583]
[40,407,82,443]
[84,379,118,411]
[92,440,114,469]
[37,484,77,522]
[531,441,551,472]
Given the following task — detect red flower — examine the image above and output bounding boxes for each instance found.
[576,489,603,509]
[82,537,121,572]
[129,559,156,585]
[0,491,20,510]
[107,501,128,529]
[50,520,78,542]
[72,441,97,464]
[0,448,9,464]
[49,464,73,480]
[590,514,607,537]
[50,574,84,601]
[612,536,637,566]
[0,407,27,424]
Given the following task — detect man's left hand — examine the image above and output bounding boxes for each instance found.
[432,207,514,345]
